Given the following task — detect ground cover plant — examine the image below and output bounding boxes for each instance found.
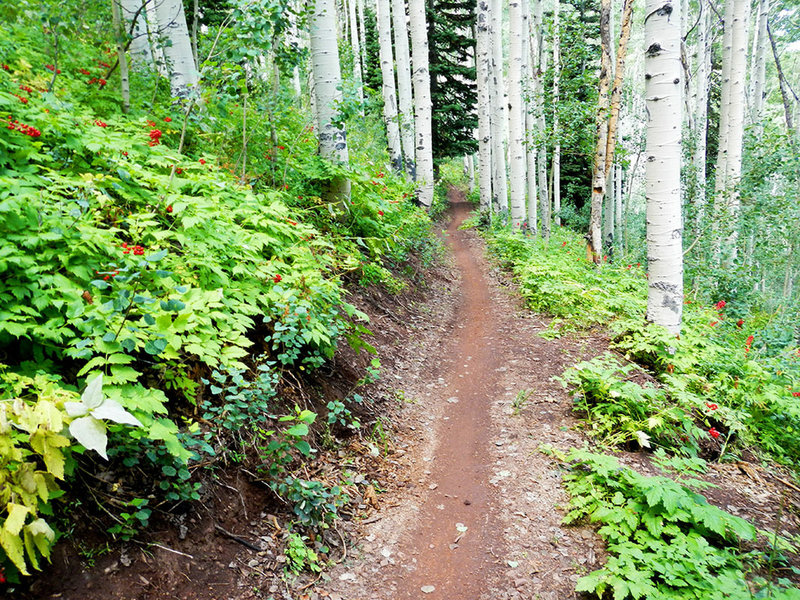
[485,226,800,471]
[0,2,440,585]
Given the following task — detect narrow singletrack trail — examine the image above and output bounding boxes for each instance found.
[384,198,508,598]
[322,192,606,600]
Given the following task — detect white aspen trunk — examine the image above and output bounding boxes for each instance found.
[750,0,769,131]
[465,154,476,191]
[693,0,710,232]
[392,0,416,177]
[713,0,734,221]
[310,0,351,204]
[289,1,303,96]
[644,0,683,335]
[489,0,508,213]
[552,0,561,227]
[508,0,527,228]
[154,0,198,97]
[720,0,749,263]
[357,0,368,87]
[532,0,549,239]
[408,0,435,208]
[120,0,154,67]
[144,0,168,76]
[376,0,403,171]
[112,0,131,113]
[523,0,538,234]
[589,0,613,260]
[348,0,365,104]
[476,0,493,212]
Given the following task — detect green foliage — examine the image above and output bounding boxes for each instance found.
[284,530,322,574]
[559,449,800,600]
[0,0,438,579]
[486,228,800,470]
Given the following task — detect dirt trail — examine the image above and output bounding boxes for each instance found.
[321,192,606,600]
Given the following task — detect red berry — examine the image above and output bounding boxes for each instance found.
[166,205,173,213]
[709,428,720,439]
[273,274,282,283]
[164,117,172,122]
[199,158,206,165]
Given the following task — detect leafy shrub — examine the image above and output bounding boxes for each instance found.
[558,449,800,600]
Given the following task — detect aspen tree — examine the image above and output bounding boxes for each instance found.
[120,0,154,67]
[720,0,750,263]
[154,0,198,97]
[531,0,549,239]
[348,0,365,104]
[749,0,769,131]
[508,0,527,228]
[111,0,131,113]
[310,0,351,205]
[588,0,613,261]
[489,0,508,213]
[376,0,404,171]
[408,0,435,208]
[552,0,561,226]
[692,0,710,232]
[476,0,493,212]
[392,0,416,176]
[523,0,538,234]
[644,0,683,334]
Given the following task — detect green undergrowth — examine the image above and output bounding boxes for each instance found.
[548,447,800,600]
[0,4,438,583]
[484,226,800,472]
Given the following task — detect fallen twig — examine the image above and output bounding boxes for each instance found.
[214,524,261,552]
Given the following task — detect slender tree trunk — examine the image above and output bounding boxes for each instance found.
[111,0,131,113]
[767,22,797,136]
[693,0,710,235]
[508,0,527,228]
[357,0,368,81]
[644,0,683,334]
[532,0,549,239]
[476,0,493,212]
[589,0,613,261]
[154,0,198,97]
[348,0,365,105]
[392,0,416,177]
[144,0,167,76]
[523,0,538,234]
[408,0,435,208]
[720,0,750,264]
[552,0,561,227]
[614,163,623,254]
[191,0,199,67]
[376,0,403,171]
[749,0,768,130]
[489,0,508,213]
[120,0,154,67]
[310,0,351,205]
[713,0,734,242]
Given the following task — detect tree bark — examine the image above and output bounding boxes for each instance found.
[692,0,710,236]
[111,0,131,113]
[310,0,351,206]
[552,0,561,227]
[644,0,683,334]
[154,0,198,98]
[489,0,508,213]
[523,0,538,234]
[408,0,435,208]
[532,0,549,239]
[348,0,365,105]
[376,0,403,171]
[508,0,527,228]
[119,0,154,67]
[392,0,416,177]
[767,22,797,136]
[749,0,769,131]
[588,0,613,261]
[475,0,493,212]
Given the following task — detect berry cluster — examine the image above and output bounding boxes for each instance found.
[87,77,107,87]
[44,64,61,74]
[121,242,145,255]
[12,93,28,104]
[149,129,162,146]
[6,116,41,137]
[95,120,107,128]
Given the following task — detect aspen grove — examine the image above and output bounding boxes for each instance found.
[1,0,799,597]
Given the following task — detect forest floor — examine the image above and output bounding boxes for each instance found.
[21,190,800,600]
